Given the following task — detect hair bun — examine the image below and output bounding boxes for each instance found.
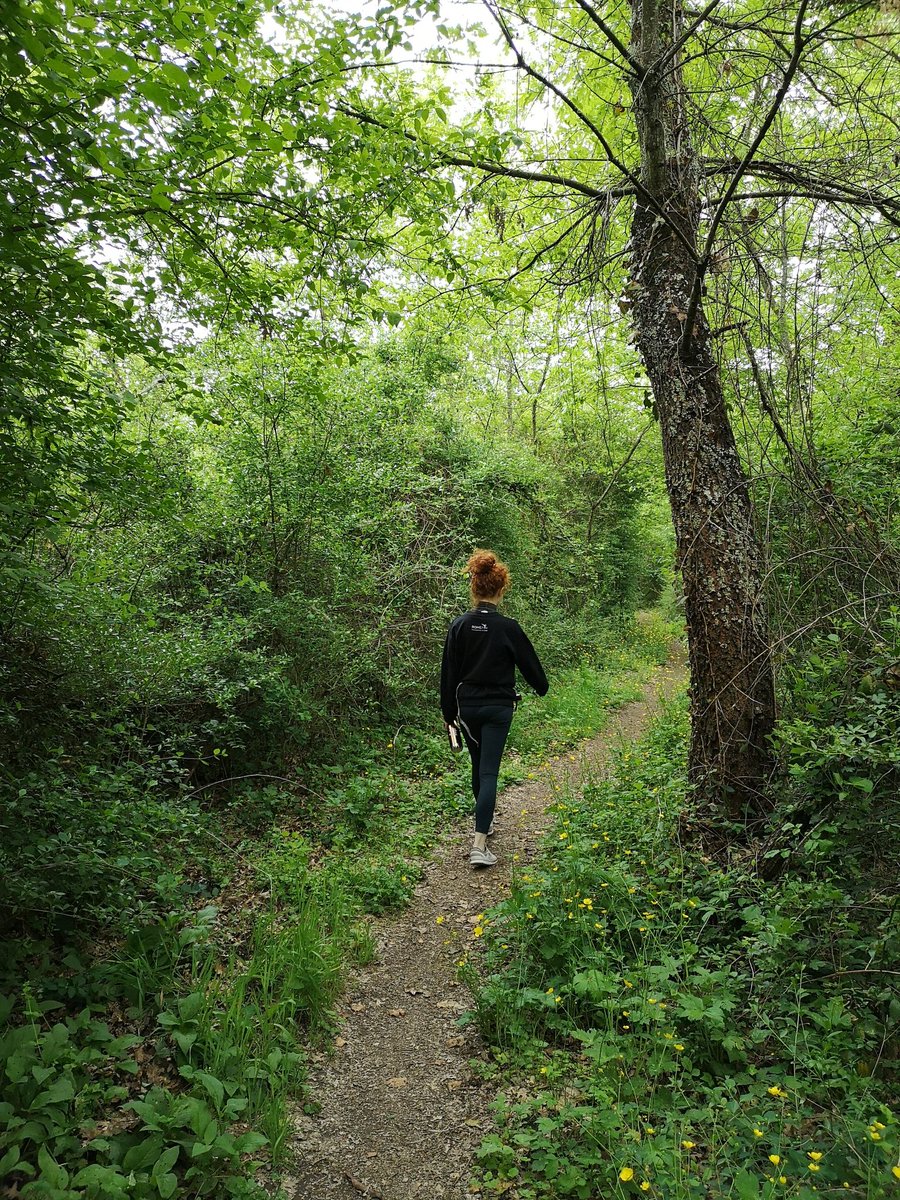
[468,550,496,575]
[465,549,510,599]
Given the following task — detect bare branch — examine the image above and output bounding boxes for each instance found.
[704,158,900,226]
[681,0,811,358]
[335,102,632,202]
[482,1,699,260]
[571,0,645,77]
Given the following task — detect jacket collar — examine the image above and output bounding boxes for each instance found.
[474,602,498,612]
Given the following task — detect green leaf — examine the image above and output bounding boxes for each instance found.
[195,1071,225,1108]
[158,62,191,89]
[73,1163,127,1187]
[152,1145,180,1177]
[0,1146,20,1177]
[157,1172,178,1198]
[123,1133,165,1171]
[45,1075,75,1104]
[37,1144,68,1189]
[234,1131,268,1155]
[733,1170,761,1200]
[151,184,173,212]
[178,992,204,1021]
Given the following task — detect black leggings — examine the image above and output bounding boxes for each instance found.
[458,703,514,835]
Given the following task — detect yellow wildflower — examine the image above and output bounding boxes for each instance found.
[753,1129,764,1138]
[674,1043,685,1051]
[808,1152,823,1162]
[808,1164,820,1173]
[640,1183,651,1192]
[682,1140,696,1150]
[619,1168,634,1182]
[435,916,444,925]
[892,1167,900,1180]
[769,1155,781,1167]
[473,925,483,937]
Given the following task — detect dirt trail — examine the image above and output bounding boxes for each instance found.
[283,657,686,1200]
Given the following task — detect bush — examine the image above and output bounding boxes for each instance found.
[469,701,898,1200]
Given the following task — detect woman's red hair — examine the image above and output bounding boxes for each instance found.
[466,549,510,600]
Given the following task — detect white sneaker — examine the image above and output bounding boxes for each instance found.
[470,847,497,867]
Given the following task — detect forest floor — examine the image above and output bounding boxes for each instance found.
[281,652,687,1200]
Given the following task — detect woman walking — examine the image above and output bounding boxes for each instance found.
[441,550,549,867]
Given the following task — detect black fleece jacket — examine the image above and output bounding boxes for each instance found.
[440,602,549,723]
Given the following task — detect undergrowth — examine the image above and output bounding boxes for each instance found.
[466,699,898,1200]
[0,611,674,1198]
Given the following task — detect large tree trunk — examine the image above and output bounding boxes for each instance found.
[627,0,776,819]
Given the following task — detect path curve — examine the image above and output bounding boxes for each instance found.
[283,656,686,1200]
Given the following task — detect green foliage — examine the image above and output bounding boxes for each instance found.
[0,756,211,936]
[0,639,666,1198]
[469,703,899,1200]
[766,612,900,880]
[2,1,897,1198]
[0,989,270,1199]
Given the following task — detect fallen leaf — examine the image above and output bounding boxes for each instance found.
[387,1008,406,1018]
[446,1079,463,1091]
[350,1003,365,1012]
[387,1077,407,1088]
[335,1037,347,1048]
